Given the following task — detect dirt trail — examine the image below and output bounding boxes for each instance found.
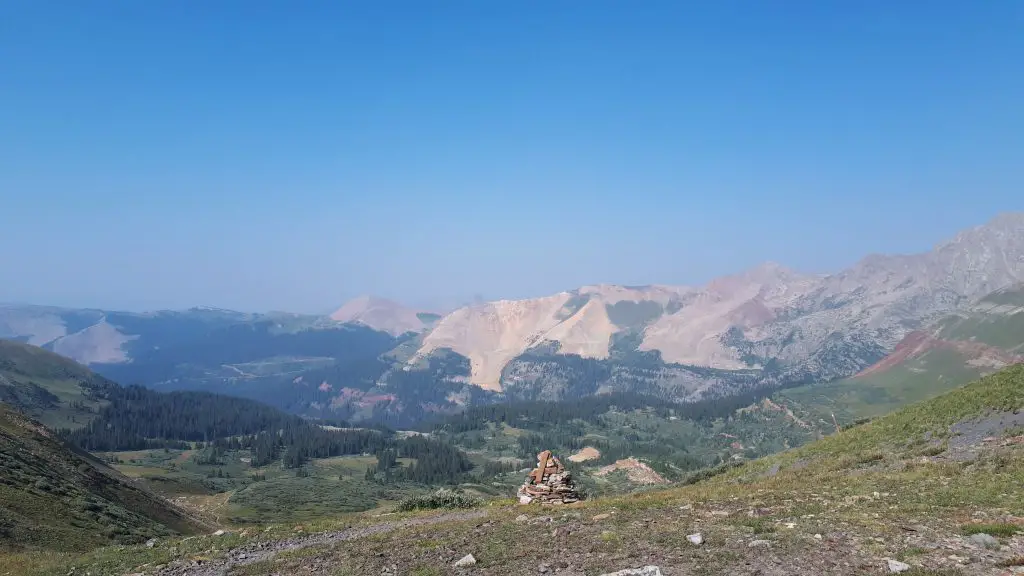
[153,510,488,576]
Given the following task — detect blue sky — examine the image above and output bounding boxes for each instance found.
[1,1,1022,313]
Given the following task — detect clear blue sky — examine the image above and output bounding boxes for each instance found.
[1,1,1022,313]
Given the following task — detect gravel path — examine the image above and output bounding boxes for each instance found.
[153,510,488,576]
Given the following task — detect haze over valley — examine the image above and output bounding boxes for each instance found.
[4,212,1022,420]
[3,2,1024,574]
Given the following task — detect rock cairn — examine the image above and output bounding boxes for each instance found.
[517,450,582,505]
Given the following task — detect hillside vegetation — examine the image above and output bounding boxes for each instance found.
[430,390,815,495]
[0,339,119,429]
[0,404,210,553]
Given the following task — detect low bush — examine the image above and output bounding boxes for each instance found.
[396,489,480,512]
[960,523,1021,537]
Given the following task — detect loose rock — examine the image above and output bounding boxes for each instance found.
[599,567,663,576]
[455,553,477,567]
[748,539,771,548]
[886,559,911,573]
[687,533,704,545]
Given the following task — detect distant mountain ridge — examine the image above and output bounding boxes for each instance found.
[3,212,1022,418]
[410,212,1024,390]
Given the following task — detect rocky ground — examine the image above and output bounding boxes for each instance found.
[148,511,488,576]
[137,488,1023,576]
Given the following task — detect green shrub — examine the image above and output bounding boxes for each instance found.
[961,523,1021,537]
[396,489,480,512]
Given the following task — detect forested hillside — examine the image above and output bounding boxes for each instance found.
[0,340,477,485]
[429,388,815,494]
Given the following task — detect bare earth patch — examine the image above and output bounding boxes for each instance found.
[568,446,601,463]
[595,458,669,485]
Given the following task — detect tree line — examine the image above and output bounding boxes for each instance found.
[58,383,475,484]
[430,384,798,436]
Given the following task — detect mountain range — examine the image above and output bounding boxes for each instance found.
[411,212,1024,390]
[1,212,1022,419]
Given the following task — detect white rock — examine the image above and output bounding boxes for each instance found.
[599,567,663,576]
[887,559,911,573]
[748,539,771,548]
[212,529,226,536]
[519,495,533,505]
[687,533,703,545]
[455,554,477,568]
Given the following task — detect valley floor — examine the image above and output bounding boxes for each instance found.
[7,422,1024,575]
[6,368,1024,576]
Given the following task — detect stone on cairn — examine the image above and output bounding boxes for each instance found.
[516,450,582,505]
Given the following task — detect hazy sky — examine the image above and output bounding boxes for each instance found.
[2,1,1022,313]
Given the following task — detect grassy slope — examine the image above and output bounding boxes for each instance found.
[20,365,1024,575]
[779,347,982,425]
[0,339,118,430]
[0,404,210,553]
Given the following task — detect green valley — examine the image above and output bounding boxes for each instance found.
[9,364,1023,575]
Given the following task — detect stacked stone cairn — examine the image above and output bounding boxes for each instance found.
[517,450,582,505]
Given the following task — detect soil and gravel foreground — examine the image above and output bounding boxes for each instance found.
[143,489,1023,576]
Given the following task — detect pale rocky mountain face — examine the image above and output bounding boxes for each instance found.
[411,213,1024,391]
[329,296,437,337]
[411,286,694,390]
